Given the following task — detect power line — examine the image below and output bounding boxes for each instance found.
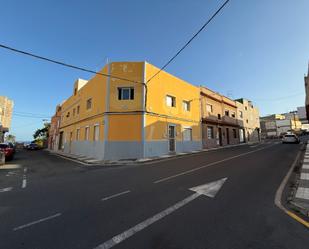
[0,44,144,85]
[146,0,230,84]
[13,113,50,119]
[252,92,304,102]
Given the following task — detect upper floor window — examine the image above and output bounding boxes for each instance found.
[239,110,243,118]
[74,88,77,96]
[206,104,213,113]
[66,112,70,118]
[245,106,248,111]
[231,112,236,118]
[73,108,76,116]
[166,95,176,107]
[118,87,134,100]
[86,98,92,110]
[77,105,80,114]
[183,101,190,111]
[225,110,229,116]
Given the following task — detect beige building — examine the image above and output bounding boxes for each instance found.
[235,98,260,142]
[200,87,240,148]
[0,96,14,142]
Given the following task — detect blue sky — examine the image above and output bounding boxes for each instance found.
[1,0,309,141]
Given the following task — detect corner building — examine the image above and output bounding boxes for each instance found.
[58,62,202,160]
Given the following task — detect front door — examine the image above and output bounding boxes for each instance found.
[168,125,176,152]
[226,128,230,145]
[218,128,223,146]
[58,132,64,150]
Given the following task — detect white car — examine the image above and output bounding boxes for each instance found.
[282,134,300,144]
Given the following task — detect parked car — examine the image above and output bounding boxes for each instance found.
[7,142,16,153]
[0,143,15,160]
[282,134,300,144]
[27,143,39,150]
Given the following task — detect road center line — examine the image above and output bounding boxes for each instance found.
[0,187,13,192]
[101,190,131,201]
[21,167,27,188]
[13,213,62,231]
[154,144,275,184]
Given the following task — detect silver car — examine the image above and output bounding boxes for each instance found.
[282,134,300,144]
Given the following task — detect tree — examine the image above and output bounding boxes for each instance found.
[5,134,16,143]
[33,122,50,140]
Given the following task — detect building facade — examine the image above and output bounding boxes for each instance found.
[48,104,62,150]
[235,98,260,142]
[0,96,14,142]
[57,62,202,161]
[200,87,239,149]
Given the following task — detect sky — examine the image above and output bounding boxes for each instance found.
[1,0,309,141]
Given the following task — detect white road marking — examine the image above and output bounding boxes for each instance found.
[94,179,226,249]
[21,167,27,188]
[0,187,13,193]
[13,213,62,231]
[250,144,259,148]
[101,190,131,201]
[154,145,275,184]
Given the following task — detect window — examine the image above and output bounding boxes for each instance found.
[183,128,192,141]
[166,95,176,107]
[183,101,190,111]
[225,110,229,116]
[239,110,243,118]
[246,119,249,123]
[231,112,236,118]
[74,88,77,95]
[93,125,100,141]
[245,106,248,110]
[66,112,70,118]
[206,104,213,113]
[207,126,214,139]
[233,129,237,138]
[73,108,76,116]
[76,129,80,140]
[118,87,134,100]
[85,127,89,140]
[77,105,80,114]
[218,114,221,119]
[86,98,92,110]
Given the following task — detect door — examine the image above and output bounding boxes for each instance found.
[218,128,223,146]
[226,128,230,145]
[69,132,73,153]
[168,125,176,152]
[58,132,63,150]
[239,129,245,143]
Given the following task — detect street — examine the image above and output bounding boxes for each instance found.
[0,141,309,249]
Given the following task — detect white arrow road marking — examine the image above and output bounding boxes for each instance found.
[93,178,227,249]
[21,167,27,188]
[0,187,13,193]
[101,190,131,201]
[13,213,62,231]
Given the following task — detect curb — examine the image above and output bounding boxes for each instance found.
[274,143,309,229]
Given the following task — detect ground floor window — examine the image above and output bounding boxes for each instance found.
[94,125,100,141]
[183,127,192,141]
[85,127,90,140]
[207,126,214,139]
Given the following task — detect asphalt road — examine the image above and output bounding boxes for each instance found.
[0,140,308,249]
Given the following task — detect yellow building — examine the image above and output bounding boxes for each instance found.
[235,98,260,142]
[57,62,202,160]
[0,96,14,142]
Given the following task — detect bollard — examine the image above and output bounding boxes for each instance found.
[0,151,5,165]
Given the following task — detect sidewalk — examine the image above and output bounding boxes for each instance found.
[46,140,265,166]
[290,144,309,217]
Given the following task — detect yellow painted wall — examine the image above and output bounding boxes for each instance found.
[108,114,142,141]
[145,63,201,142]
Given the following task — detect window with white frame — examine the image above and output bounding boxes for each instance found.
[183,101,190,111]
[93,125,100,141]
[206,104,213,113]
[239,110,243,118]
[76,129,80,140]
[118,87,134,100]
[85,127,89,140]
[166,95,176,107]
[183,128,192,141]
[207,126,214,139]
